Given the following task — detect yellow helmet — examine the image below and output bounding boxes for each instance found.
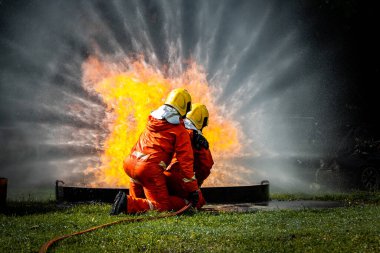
[165,88,192,117]
[186,103,209,130]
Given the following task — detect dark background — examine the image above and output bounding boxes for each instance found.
[301,0,380,128]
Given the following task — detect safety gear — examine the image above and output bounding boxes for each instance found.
[129,178,146,199]
[164,88,192,117]
[187,190,206,208]
[188,190,200,207]
[184,118,198,131]
[110,191,127,215]
[195,190,206,208]
[184,118,209,149]
[123,115,198,213]
[164,126,214,209]
[193,130,209,150]
[186,103,209,130]
[150,105,181,124]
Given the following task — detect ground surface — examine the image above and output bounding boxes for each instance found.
[203,200,345,212]
[0,192,379,252]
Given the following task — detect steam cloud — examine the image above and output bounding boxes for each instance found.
[0,0,346,194]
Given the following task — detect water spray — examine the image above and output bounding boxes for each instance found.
[0,0,342,195]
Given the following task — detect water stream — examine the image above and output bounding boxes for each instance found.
[0,0,345,195]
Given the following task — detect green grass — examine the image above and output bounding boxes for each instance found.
[1,194,380,252]
[271,191,380,204]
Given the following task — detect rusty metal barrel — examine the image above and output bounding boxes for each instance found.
[0,177,8,207]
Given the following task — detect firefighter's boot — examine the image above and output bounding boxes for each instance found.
[110,191,127,215]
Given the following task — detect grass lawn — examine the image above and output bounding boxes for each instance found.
[1,192,379,252]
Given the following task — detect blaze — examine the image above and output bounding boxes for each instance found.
[82,56,242,187]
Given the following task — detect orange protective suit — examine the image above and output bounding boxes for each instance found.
[164,128,214,208]
[123,115,198,214]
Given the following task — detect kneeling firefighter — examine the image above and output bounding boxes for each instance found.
[110,88,200,215]
[164,103,214,209]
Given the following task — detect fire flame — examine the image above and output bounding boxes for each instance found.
[82,55,242,187]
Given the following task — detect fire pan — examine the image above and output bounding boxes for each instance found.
[56,180,270,204]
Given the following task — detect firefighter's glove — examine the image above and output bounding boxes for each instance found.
[189,190,200,207]
[193,131,209,150]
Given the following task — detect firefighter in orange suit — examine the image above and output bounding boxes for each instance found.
[164,103,214,209]
[110,88,200,215]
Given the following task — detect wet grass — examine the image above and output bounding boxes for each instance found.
[0,193,379,252]
[271,191,380,205]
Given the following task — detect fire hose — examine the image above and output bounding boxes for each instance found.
[39,203,192,253]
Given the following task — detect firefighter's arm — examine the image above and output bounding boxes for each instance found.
[192,130,209,150]
[175,129,198,192]
[193,135,214,186]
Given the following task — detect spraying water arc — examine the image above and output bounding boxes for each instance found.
[0,0,342,194]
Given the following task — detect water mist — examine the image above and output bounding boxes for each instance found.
[0,0,343,197]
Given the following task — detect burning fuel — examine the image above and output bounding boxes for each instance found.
[81,56,242,187]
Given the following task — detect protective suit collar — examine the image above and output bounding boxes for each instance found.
[150,105,181,124]
[184,118,202,134]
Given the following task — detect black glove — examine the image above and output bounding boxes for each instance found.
[193,130,209,150]
[188,190,200,207]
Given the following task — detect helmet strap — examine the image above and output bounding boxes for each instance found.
[202,117,208,129]
[186,102,191,114]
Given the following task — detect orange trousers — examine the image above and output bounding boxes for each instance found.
[164,164,206,209]
[123,156,187,214]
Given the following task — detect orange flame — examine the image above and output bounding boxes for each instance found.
[82,56,242,187]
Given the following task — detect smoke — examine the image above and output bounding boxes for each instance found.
[0,0,346,194]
